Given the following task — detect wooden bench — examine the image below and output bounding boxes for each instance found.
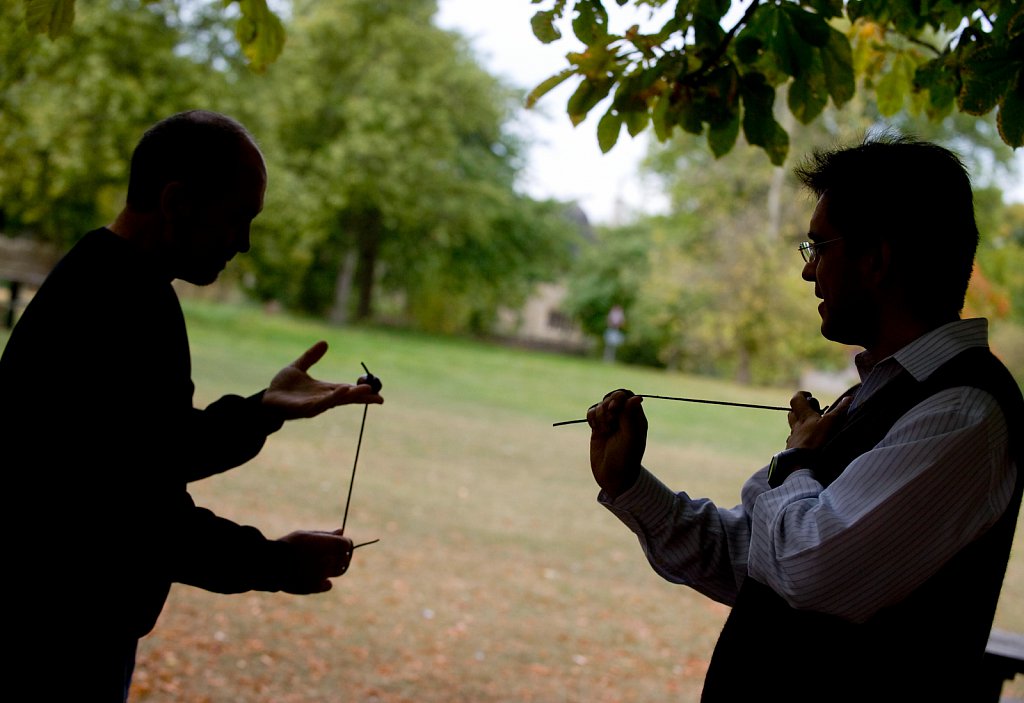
[984,628,1024,702]
[0,235,62,328]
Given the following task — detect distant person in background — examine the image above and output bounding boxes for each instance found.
[603,304,626,362]
[0,110,383,702]
[585,134,1022,701]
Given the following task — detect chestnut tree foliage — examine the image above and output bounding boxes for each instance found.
[526,0,1023,163]
[23,1,1022,164]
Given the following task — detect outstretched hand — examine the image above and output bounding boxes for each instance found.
[263,341,383,420]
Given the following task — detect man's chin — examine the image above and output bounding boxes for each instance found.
[820,319,862,347]
[177,266,222,286]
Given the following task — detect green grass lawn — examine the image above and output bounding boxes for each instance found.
[3,298,1022,701]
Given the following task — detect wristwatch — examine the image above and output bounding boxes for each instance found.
[767,447,817,488]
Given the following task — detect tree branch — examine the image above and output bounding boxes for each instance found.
[680,0,761,86]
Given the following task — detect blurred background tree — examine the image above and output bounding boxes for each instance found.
[1,0,210,244]
[236,0,576,330]
[2,0,581,335]
[561,92,1022,384]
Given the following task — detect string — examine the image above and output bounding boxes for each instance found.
[552,394,796,427]
[342,398,369,534]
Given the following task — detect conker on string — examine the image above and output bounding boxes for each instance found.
[358,362,382,392]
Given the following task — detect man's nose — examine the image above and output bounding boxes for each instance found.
[801,259,816,282]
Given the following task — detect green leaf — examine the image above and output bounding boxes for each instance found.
[887,0,924,35]
[681,104,704,135]
[1008,2,1024,39]
[958,46,1022,116]
[674,0,698,24]
[996,75,1024,147]
[821,26,855,106]
[914,57,957,115]
[597,108,623,152]
[624,109,650,137]
[875,53,916,116]
[567,77,613,125]
[566,40,617,77]
[612,66,661,112]
[652,85,673,141]
[807,0,844,19]
[669,89,704,135]
[235,0,285,72]
[697,0,732,22]
[740,74,789,165]
[789,51,829,123]
[734,34,764,67]
[527,69,576,108]
[693,65,740,126]
[573,0,609,45]
[782,5,831,48]
[24,0,75,39]
[736,4,813,83]
[530,10,562,44]
[846,0,866,22]
[706,109,740,158]
[694,15,726,54]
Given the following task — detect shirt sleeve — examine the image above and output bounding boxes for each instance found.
[599,467,767,606]
[746,385,1015,622]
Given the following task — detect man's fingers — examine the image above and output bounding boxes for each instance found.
[825,395,853,415]
[603,388,634,400]
[291,340,329,372]
[790,391,815,411]
[588,391,643,436]
[624,394,646,429]
[329,532,353,575]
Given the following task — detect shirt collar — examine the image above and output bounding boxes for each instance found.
[854,318,990,384]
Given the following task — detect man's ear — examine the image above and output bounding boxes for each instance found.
[160,181,192,221]
[858,238,893,288]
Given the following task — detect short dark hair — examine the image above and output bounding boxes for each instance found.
[794,132,979,322]
[126,110,261,211]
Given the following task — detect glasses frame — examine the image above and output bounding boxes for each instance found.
[798,237,843,263]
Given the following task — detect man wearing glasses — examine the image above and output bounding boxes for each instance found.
[586,134,1022,701]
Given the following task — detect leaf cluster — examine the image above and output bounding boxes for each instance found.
[527,0,1023,164]
[23,0,285,70]
[20,1,1021,165]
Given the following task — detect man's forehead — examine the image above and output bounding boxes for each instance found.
[807,193,843,239]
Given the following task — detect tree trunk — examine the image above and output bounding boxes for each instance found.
[328,249,356,325]
[736,346,753,385]
[353,209,382,322]
[767,91,796,241]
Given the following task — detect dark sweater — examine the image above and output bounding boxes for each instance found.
[1,229,299,694]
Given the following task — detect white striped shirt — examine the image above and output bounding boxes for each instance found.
[600,318,1017,623]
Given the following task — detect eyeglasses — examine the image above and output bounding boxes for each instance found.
[798,237,843,263]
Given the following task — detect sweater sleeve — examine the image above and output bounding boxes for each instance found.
[174,391,286,483]
[166,492,303,594]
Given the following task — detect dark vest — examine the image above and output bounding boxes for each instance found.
[701,347,1024,703]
